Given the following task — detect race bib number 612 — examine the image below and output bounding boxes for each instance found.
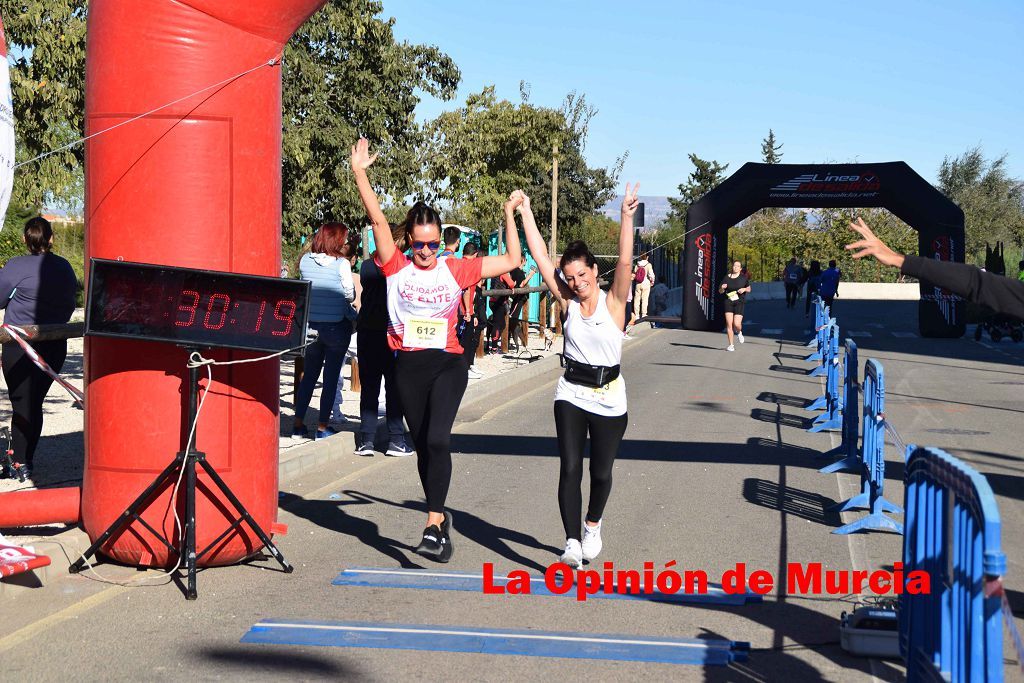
[404,316,447,349]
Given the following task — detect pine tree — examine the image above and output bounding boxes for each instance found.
[761,129,783,164]
[666,153,729,224]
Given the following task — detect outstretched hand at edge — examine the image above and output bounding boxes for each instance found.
[845,217,905,269]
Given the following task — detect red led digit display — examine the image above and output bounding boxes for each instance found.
[86,259,311,353]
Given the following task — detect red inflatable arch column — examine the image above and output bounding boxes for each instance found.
[81,0,325,567]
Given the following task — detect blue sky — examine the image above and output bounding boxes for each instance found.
[381,0,1023,197]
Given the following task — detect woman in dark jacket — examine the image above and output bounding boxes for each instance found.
[0,217,78,479]
[804,260,823,317]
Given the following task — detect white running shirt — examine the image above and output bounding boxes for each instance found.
[554,290,627,416]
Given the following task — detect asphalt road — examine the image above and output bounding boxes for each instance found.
[3,297,1023,681]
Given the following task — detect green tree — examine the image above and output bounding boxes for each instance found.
[761,129,783,164]
[529,92,623,240]
[665,153,729,225]
[1,0,459,239]
[282,0,459,239]
[2,0,88,216]
[424,86,561,234]
[937,147,1024,260]
[424,87,621,238]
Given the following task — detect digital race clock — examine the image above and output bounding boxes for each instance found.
[85,259,311,353]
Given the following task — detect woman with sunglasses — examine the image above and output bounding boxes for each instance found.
[518,183,639,568]
[351,138,524,562]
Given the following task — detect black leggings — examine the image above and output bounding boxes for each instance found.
[785,283,798,308]
[2,341,67,467]
[554,400,628,540]
[805,288,819,315]
[395,350,469,513]
[460,321,481,368]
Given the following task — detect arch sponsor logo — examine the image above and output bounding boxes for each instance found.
[769,171,881,199]
[693,232,716,321]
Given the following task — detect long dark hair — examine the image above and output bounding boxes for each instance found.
[559,240,596,270]
[400,201,442,244]
[808,260,822,277]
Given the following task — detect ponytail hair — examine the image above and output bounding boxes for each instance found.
[559,240,596,270]
[400,201,442,243]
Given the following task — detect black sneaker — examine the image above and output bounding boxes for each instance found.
[415,525,443,558]
[437,512,454,563]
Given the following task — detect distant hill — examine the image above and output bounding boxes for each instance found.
[599,195,672,230]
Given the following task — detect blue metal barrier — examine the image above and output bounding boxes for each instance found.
[805,297,827,348]
[805,324,835,410]
[832,359,903,535]
[900,446,1006,682]
[805,318,828,362]
[819,339,860,471]
[808,327,842,432]
[806,319,836,372]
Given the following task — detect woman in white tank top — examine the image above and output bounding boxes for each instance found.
[519,184,640,567]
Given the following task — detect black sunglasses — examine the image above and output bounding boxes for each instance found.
[413,240,441,251]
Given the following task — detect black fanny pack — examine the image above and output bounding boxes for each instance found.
[559,354,620,389]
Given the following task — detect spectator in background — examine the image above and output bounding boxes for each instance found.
[352,223,412,457]
[632,252,655,320]
[330,240,362,428]
[0,217,78,479]
[820,259,842,309]
[650,276,669,318]
[439,226,461,258]
[486,269,516,353]
[458,243,485,378]
[783,257,802,309]
[508,257,537,352]
[804,260,822,317]
[292,223,356,441]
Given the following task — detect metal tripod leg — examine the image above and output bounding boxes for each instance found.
[196,457,293,574]
[69,455,183,575]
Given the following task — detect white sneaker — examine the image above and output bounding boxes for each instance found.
[737,332,745,344]
[581,520,603,561]
[467,367,483,379]
[726,344,735,352]
[560,538,583,568]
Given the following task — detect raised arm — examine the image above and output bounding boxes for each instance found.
[480,191,525,280]
[607,183,640,311]
[517,192,573,309]
[350,138,395,266]
[848,216,1024,319]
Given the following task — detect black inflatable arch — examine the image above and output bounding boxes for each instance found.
[682,161,966,338]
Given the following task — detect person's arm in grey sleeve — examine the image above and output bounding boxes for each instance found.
[847,216,1024,320]
[901,255,1024,320]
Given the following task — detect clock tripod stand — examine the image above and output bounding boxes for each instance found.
[69,347,293,599]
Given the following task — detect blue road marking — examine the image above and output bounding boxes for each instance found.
[332,567,762,606]
[242,619,750,666]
